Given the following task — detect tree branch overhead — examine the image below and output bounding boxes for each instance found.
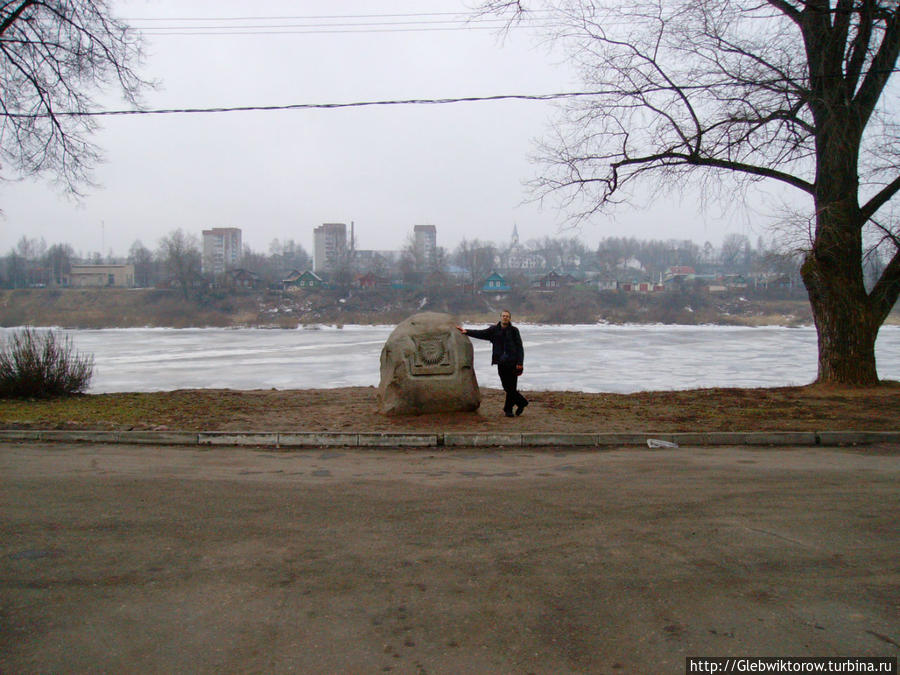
[481,0,900,384]
[0,0,148,192]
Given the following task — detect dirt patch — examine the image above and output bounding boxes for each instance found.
[1,382,898,432]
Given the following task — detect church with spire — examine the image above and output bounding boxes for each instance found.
[496,224,545,271]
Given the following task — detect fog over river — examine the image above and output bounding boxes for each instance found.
[4,324,900,394]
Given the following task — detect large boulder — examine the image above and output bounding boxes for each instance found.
[378,312,481,415]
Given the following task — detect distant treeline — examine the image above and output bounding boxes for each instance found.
[1,229,890,294]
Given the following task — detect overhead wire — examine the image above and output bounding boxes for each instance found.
[6,9,896,119]
[122,9,555,36]
[132,26,539,36]
[3,78,898,119]
[121,11,538,21]
[0,91,611,118]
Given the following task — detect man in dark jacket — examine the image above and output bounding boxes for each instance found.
[456,310,528,417]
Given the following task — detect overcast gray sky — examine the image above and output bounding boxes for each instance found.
[0,0,769,258]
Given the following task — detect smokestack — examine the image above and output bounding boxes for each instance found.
[351,221,355,252]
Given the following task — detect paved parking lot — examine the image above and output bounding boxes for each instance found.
[2,442,898,673]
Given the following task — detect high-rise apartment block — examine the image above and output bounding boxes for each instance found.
[313,223,348,272]
[202,227,242,276]
[413,224,437,270]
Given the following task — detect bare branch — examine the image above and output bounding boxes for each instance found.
[844,0,875,94]
[868,244,900,324]
[0,0,148,192]
[852,2,900,126]
[861,174,900,223]
[765,0,804,24]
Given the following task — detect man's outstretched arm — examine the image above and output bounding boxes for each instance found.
[457,325,492,340]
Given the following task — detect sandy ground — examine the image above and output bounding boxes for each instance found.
[2,383,900,433]
[1,442,898,673]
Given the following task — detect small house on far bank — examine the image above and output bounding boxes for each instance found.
[665,265,696,279]
[619,278,665,293]
[587,273,618,291]
[283,270,324,291]
[480,271,511,295]
[355,272,390,289]
[759,273,801,291]
[156,272,204,294]
[67,264,135,288]
[224,268,262,290]
[723,274,749,290]
[532,270,577,291]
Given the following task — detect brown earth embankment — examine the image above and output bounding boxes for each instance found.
[0,287,829,328]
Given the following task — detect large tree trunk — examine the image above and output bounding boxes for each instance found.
[801,198,880,385]
[799,74,884,386]
[803,268,880,385]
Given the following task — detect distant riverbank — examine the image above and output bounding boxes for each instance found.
[0,287,846,329]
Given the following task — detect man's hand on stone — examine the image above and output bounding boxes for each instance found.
[456,326,467,334]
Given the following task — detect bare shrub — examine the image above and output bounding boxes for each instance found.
[0,328,94,398]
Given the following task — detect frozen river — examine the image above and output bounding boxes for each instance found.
[3,324,900,394]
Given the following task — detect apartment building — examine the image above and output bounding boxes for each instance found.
[202,227,242,276]
[313,223,348,272]
[413,224,437,270]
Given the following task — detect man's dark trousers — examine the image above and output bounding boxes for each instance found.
[498,363,528,413]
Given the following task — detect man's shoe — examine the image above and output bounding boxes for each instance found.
[515,400,529,416]
[504,410,514,418]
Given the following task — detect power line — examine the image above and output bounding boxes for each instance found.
[123,11,532,21]
[137,25,544,37]
[122,11,554,23]
[123,10,553,36]
[137,19,510,30]
[6,75,899,119]
[1,91,608,118]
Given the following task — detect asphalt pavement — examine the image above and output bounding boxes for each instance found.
[2,442,898,673]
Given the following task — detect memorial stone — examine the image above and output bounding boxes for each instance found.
[378,312,481,415]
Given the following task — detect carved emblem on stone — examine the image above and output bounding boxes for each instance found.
[410,333,455,376]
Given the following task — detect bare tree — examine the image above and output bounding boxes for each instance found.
[14,235,44,260]
[399,233,423,284]
[268,239,311,275]
[453,239,498,293]
[157,229,200,300]
[2,249,26,287]
[529,235,588,270]
[483,0,900,385]
[0,1,148,192]
[127,240,156,288]
[43,242,74,286]
[720,234,752,268]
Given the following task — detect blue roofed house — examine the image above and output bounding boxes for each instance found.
[480,271,511,295]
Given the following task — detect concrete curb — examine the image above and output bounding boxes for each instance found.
[2,430,899,448]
